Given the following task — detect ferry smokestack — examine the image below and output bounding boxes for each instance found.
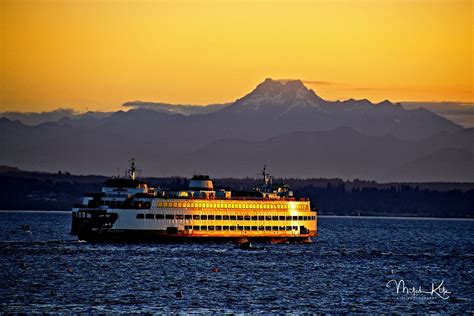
[189,175,214,191]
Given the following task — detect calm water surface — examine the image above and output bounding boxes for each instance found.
[0,212,472,313]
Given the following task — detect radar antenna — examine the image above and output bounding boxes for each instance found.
[261,164,271,186]
[128,158,140,180]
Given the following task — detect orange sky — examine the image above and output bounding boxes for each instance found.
[1,0,472,112]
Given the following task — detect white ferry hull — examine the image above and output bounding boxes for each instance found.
[71,203,317,243]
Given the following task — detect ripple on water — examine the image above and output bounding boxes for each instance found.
[0,213,473,313]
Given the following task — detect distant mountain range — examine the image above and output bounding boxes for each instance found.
[1,79,472,181]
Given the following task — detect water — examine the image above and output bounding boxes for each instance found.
[0,212,472,313]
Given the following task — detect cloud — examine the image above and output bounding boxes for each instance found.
[274,79,334,86]
[402,102,474,128]
[353,87,379,91]
[301,80,333,86]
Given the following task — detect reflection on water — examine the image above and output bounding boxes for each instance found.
[0,212,472,313]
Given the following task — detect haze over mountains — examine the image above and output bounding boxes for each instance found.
[1,79,472,182]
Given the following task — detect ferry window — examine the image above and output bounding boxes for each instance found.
[251,226,257,231]
[230,216,236,220]
[251,216,257,220]
[258,216,264,221]
[193,215,200,220]
[208,215,215,220]
[201,215,207,220]
[244,215,250,221]
[157,202,163,207]
[286,226,292,231]
[223,226,229,230]
[145,214,154,219]
[156,214,165,219]
[258,226,265,231]
[205,203,210,208]
[244,226,250,231]
[178,203,183,207]
[265,226,271,231]
[191,203,195,207]
[230,226,236,231]
[185,215,192,220]
[215,226,222,231]
[272,226,279,231]
[208,226,215,231]
[237,215,243,221]
[193,225,200,230]
[265,216,272,221]
[237,226,244,231]
[298,216,303,221]
[136,214,144,219]
[223,215,229,220]
[293,226,298,230]
[279,216,285,221]
[186,203,191,207]
[166,214,174,219]
[215,215,222,220]
[286,216,292,220]
[280,226,285,231]
[175,215,184,220]
[292,216,298,220]
[272,216,278,221]
[303,216,308,221]
[201,226,207,230]
[173,203,178,207]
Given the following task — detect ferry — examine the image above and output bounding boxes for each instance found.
[71,160,317,243]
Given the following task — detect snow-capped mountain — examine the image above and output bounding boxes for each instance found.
[0,78,470,181]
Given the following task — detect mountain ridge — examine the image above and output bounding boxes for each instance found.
[0,78,471,181]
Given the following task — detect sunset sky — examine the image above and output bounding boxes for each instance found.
[1,0,472,112]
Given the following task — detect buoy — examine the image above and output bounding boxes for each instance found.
[211,267,219,273]
[67,267,73,273]
[175,291,183,299]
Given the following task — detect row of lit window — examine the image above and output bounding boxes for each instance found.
[156,201,308,210]
[183,225,299,231]
[136,213,316,221]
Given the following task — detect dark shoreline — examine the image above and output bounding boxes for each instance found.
[1,168,473,218]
